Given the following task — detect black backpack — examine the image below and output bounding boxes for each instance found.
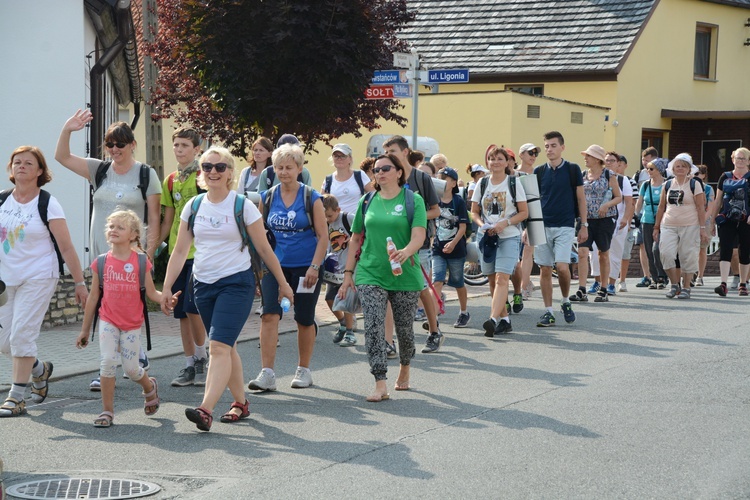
[0,189,64,274]
[95,160,153,222]
[323,171,366,195]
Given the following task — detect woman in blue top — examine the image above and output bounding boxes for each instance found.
[248,144,328,392]
[635,158,669,288]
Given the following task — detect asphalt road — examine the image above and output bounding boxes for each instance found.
[1,280,749,499]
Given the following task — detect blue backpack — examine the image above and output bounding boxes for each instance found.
[718,172,750,223]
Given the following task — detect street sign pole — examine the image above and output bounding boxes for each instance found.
[410,52,419,152]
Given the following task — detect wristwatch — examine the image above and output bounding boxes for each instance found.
[581,222,589,227]
[310,264,320,271]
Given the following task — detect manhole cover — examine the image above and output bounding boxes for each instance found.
[7,477,160,499]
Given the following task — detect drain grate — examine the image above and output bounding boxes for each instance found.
[7,477,160,499]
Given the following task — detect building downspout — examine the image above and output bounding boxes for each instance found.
[89,0,132,160]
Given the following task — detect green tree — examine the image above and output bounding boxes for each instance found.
[148,0,415,155]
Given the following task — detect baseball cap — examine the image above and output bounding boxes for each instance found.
[519,143,540,155]
[276,134,300,148]
[332,143,352,156]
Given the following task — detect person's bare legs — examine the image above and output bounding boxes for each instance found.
[639,244,649,278]
[200,341,234,413]
[540,266,554,307]
[259,314,280,369]
[297,324,315,368]
[222,345,249,418]
[577,247,590,292]
[555,261,572,299]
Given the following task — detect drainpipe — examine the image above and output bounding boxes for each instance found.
[89,0,132,160]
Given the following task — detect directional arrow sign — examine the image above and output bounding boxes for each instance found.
[427,69,470,84]
[364,85,395,99]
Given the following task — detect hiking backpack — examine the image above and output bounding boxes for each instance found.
[0,189,64,274]
[718,172,750,222]
[91,252,151,350]
[95,160,153,222]
[536,161,581,218]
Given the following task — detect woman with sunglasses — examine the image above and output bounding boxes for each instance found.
[161,147,292,431]
[635,159,669,290]
[338,154,427,402]
[514,143,540,300]
[55,109,162,261]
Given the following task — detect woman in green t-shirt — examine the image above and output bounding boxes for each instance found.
[339,154,427,402]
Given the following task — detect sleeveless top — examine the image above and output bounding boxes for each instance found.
[584,169,617,219]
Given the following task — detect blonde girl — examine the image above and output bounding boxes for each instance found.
[76,209,177,427]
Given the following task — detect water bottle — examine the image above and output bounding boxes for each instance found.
[280,297,291,312]
[386,237,402,276]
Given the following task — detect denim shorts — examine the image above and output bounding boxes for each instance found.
[534,226,576,267]
[432,254,466,288]
[193,268,254,347]
[261,266,322,326]
[172,259,199,318]
[480,235,521,276]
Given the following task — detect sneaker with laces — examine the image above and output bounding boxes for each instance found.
[635,276,651,288]
[648,281,658,290]
[171,366,196,387]
[333,326,346,344]
[339,332,357,346]
[422,320,440,331]
[248,369,277,391]
[561,302,576,323]
[386,341,398,359]
[421,332,444,353]
[606,284,616,295]
[657,279,667,290]
[483,319,496,338]
[494,319,512,335]
[677,288,692,299]
[618,281,628,292]
[569,289,588,302]
[740,284,749,297]
[523,282,534,299]
[414,308,427,321]
[696,277,705,286]
[666,284,681,298]
[587,281,601,294]
[291,367,313,388]
[193,357,207,386]
[453,312,470,328]
[89,378,101,392]
[714,283,728,297]
[731,275,740,290]
[537,311,556,327]
[512,294,524,313]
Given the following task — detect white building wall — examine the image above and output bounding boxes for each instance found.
[0,1,95,267]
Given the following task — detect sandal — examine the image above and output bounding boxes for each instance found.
[0,397,27,418]
[142,377,160,416]
[31,361,53,404]
[185,406,213,431]
[394,381,410,391]
[93,411,114,428]
[219,400,250,423]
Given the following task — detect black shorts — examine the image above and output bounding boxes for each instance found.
[580,217,616,252]
[172,259,199,318]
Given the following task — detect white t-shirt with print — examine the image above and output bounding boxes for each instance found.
[471,177,527,239]
[0,192,65,285]
[180,191,261,284]
[323,172,371,213]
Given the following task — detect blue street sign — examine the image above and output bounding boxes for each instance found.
[393,83,412,98]
[372,70,402,85]
[426,69,470,84]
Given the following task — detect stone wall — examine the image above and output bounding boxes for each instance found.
[42,270,91,330]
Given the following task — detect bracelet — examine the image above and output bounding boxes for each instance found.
[309,264,320,271]
[344,269,355,274]
[75,281,86,287]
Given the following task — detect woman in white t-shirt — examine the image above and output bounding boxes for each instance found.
[161,147,292,432]
[470,146,528,337]
[320,143,373,212]
[0,146,88,417]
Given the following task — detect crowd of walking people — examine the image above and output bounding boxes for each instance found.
[2,120,744,431]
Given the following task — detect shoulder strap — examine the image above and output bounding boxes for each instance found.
[37,190,65,274]
[266,166,276,187]
[167,171,178,205]
[91,254,107,340]
[324,175,333,194]
[665,179,672,192]
[617,173,624,190]
[137,252,152,350]
[478,176,489,216]
[361,190,377,218]
[0,189,11,205]
[263,185,279,225]
[234,194,252,252]
[354,171,365,194]
[342,212,352,234]
[404,188,415,227]
[508,175,518,211]
[187,193,206,235]
[239,168,250,193]
[304,185,314,231]
[139,164,151,221]
[94,160,111,191]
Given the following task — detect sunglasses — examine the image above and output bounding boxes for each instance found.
[527,150,539,156]
[106,142,128,149]
[372,165,394,174]
[647,167,656,171]
[201,162,229,173]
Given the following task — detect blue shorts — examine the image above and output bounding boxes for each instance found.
[172,259,199,318]
[432,254,466,288]
[261,266,322,326]
[480,235,521,276]
[534,226,576,267]
[193,268,254,347]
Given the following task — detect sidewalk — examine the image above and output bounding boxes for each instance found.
[0,285,490,390]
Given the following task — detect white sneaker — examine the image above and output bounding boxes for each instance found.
[290,367,313,388]
[255,305,263,315]
[618,281,628,292]
[247,369,277,391]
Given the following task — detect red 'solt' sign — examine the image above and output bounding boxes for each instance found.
[364,85,394,99]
